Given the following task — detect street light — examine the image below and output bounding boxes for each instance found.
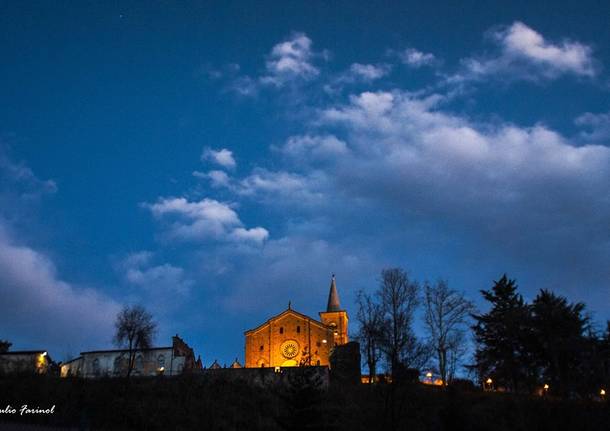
[600,389,606,397]
[484,378,493,391]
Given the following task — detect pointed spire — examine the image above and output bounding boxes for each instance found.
[288,300,292,310]
[326,274,341,312]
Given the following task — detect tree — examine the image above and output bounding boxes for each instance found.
[113,305,157,378]
[0,340,11,353]
[355,290,384,383]
[377,268,426,377]
[423,280,474,386]
[472,275,533,392]
[531,289,588,396]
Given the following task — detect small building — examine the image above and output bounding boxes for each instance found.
[60,335,199,378]
[0,350,56,375]
[244,275,349,368]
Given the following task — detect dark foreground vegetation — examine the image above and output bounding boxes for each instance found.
[1,372,609,431]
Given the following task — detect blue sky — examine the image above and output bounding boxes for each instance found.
[1,1,609,365]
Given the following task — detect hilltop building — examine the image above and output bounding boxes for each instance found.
[244,275,349,368]
[0,350,56,375]
[60,335,201,378]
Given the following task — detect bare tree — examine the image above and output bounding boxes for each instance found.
[114,305,157,378]
[377,268,424,377]
[423,280,474,386]
[355,290,384,383]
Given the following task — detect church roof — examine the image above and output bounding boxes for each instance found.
[244,307,331,335]
[326,274,342,312]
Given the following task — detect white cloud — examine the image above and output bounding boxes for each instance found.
[121,251,194,295]
[323,63,392,94]
[0,145,57,201]
[575,111,610,142]
[348,63,391,80]
[193,38,609,298]
[261,33,320,86]
[236,169,326,207]
[315,89,610,283]
[193,170,231,188]
[231,75,258,97]
[278,134,349,160]
[195,166,328,207]
[229,227,270,243]
[452,22,596,83]
[499,22,594,76]
[215,234,376,313]
[0,226,121,351]
[201,148,236,169]
[238,170,307,195]
[400,48,436,68]
[0,147,121,352]
[143,197,268,244]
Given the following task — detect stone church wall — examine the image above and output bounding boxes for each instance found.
[245,311,335,368]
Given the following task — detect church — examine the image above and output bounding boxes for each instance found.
[244,275,348,368]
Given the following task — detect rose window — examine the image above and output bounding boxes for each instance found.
[280,340,299,359]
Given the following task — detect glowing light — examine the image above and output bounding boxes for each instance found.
[426,372,433,378]
[543,384,549,390]
[158,367,165,372]
[601,389,606,396]
[41,352,48,357]
[321,339,327,344]
[486,378,492,384]
[274,366,281,373]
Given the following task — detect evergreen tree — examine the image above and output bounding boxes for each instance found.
[531,290,588,396]
[472,275,533,392]
[578,324,609,397]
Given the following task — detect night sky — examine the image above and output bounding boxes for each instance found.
[1,1,609,365]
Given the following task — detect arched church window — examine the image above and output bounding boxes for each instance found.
[259,345,264,351]
[279,327,284,334]
[297,325,301,333]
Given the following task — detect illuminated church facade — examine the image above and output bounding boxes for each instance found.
[244,276,348,368]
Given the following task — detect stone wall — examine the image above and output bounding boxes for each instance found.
[200,365,330,388]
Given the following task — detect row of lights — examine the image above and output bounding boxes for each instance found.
[485,378,606,398]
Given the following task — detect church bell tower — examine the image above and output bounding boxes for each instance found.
[319,274,349,346]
